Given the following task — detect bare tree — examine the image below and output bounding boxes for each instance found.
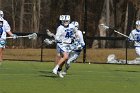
[31,0,40,33]
[11,0,16,32]
[19,0,25,48]
[31,0,41,47]
[0,0,1,9]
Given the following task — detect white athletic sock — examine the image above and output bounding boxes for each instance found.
[54,65,59,70]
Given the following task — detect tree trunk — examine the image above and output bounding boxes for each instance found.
[11,0,16,32]
[19,0,24,48]
[31,0,41,48]
[0,0,1,9]
[124,3,128,36]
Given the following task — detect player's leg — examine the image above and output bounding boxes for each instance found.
[53,52,69,75]
[130,47,140,64]
[53,44,71,78]
[55,53,61,65]
[62,52,80,74]
[0,39,5,65]
[135,47,140,56]
[57,60,67,78]
[126,47,140,64]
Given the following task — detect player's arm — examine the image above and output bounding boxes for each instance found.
[78,31,85,47]
[4,20,18,39]
[55,26,63,43]
[128,31,135,41]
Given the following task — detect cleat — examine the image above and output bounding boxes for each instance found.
[61,71,67,75]
[52,69,58,75]
[58,72,64,78]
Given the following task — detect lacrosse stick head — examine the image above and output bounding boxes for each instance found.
[99,24,109,30]
[107,54,116,62]
[28,33,37,40]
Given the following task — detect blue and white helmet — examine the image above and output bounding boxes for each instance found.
[0,10,4,18]
[59,15,70,26]
[136,20,140,30]
[71,21,79,29]
[136,20,140,25]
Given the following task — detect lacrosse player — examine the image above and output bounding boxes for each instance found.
[52,15,76,78]
[62,21,85,75]
[128,20,140,56]
[126,20,140,62]
[0,10,18,64]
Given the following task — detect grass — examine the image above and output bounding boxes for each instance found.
[0,61,140,93]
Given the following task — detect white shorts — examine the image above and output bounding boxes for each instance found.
[57,43,72,54]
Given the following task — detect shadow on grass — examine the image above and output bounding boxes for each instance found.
[38,70,59,78]
[114,69,140,73]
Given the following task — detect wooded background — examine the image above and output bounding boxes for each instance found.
[0,0,140,48]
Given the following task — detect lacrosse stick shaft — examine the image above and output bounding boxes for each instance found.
[99,24,129,38]
[6,36,29,39]
[114,30,129,38]
[100,24,140,42]
[6,33,37,40]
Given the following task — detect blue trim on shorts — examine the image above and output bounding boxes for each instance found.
[56,44,64,54]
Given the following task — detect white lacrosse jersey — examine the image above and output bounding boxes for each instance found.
[66,30,85,64]
[129,29,140,47]
[76,30,85,46]
[55,24,76,53]
[71,30,85,51]
[0,17,11,40]
[55,24,75,44]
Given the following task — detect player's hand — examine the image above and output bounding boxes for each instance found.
[12,34,18,39]
[77,44,83,50]
[44,38,55,45]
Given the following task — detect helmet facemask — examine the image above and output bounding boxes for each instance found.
[71,21,79,30]
[136,25,140,30]
[62,20,70,27]
[0,10,4,18]
[75,26,78,30]
[0,21,3,28]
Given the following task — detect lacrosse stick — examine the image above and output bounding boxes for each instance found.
[99,24,140,44]
[6,33,37,40]
[99,24,129,38]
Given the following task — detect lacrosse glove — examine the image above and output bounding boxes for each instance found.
[12,34,18,39]
[44,38,55,45]
[77,45,82,50]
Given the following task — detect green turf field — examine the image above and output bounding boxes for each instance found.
[0,61,140,93]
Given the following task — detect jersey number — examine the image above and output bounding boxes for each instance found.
[65,31,73,38]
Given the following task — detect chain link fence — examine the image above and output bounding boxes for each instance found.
[3,33,136,64]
